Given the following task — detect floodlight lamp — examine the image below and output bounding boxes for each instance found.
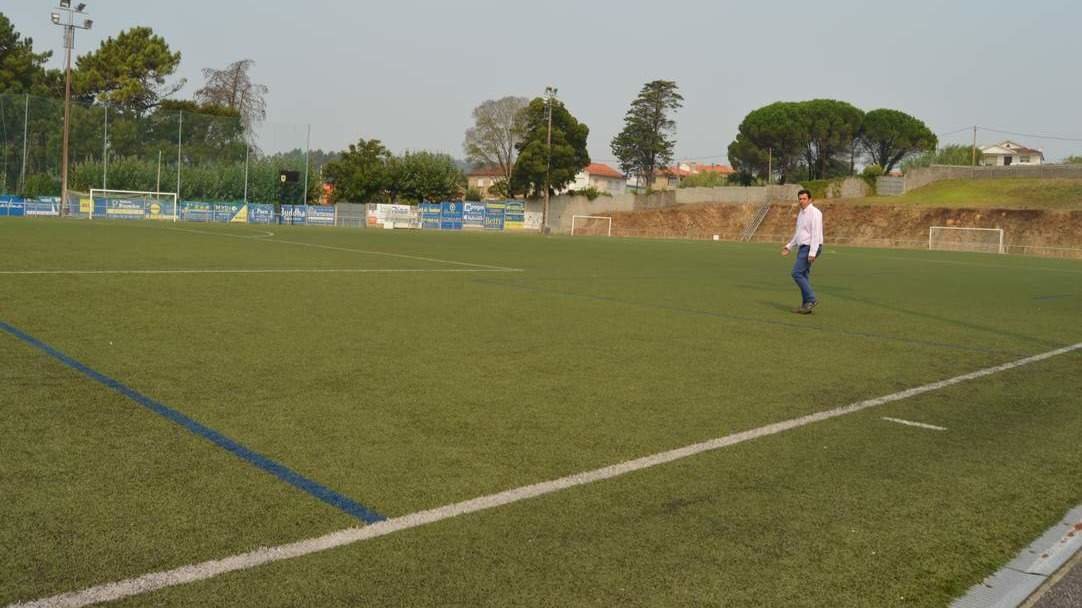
[60,0,71,8]
[84,19,93,29]
[51,12,61,24]
[76,3,86,11]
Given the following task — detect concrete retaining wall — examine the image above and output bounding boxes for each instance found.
[884,164,1082,194]
[542,185,801,233]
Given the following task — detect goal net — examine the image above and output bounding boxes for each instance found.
[928,226,1005,254]
[571,215,613,237]
[88,189,179,222]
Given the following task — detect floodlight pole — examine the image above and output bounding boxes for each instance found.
[303,124,310,208]
[52,1,92,217]
[542,86,556,235]
[102,103,108,189]
[20,94,29,194]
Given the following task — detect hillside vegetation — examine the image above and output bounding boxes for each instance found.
[849,178,1082,209]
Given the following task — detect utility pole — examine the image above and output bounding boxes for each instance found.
[302,124,311,208]
[20,94,29,195]
[971,126,978,168]
[542,86,557,235]
[767,147,773,186]
[102,104,108,190]
[51,1,93,216]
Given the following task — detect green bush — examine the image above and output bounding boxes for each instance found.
[861,164,884,178]
[571,186,610,201]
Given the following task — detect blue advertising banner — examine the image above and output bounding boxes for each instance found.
[0,196,26,217]
[214,202,243,223]
[95,197,146,220]
[248,203,274,224]
[484,202,506,230]
[440,201,464,230]
[504,200,526,231]
[307,205,336,225]
[180,201,214,222]
[463,202,486,229]
[419,202,442,230]
[25,197,60,217]
[143,199,176,221]
[280,205,308,225]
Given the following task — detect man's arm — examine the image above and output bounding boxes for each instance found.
[782,224,798,255]
[808,209,823,261]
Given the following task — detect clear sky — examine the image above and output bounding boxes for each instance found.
[7,0,1082,162]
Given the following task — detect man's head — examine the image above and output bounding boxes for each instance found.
[797,189,812,209]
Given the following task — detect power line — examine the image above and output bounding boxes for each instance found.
[977,126,1082,143]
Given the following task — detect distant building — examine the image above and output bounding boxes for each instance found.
[466,166,505,200]
[627,162,735,191]
[980,141,1045,166]
[565,163,627,195]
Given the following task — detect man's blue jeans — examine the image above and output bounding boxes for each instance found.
[791,245,822,305]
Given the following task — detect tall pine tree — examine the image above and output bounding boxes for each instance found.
[611,80,683,188]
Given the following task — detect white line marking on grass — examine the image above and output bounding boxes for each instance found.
[877,255,1082,274]
[881,417,947,431]
[10,342,1082,608]
[166,227,276,239]
[0,268,520,276]
[166,226,522,272]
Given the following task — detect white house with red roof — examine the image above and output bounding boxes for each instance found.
[565,163,627,195]
[979,141,1045,166]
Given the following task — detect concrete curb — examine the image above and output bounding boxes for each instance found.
[952,506,1082,608]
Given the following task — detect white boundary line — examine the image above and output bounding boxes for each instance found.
[9,342,1082,608]
[876,254,1082,274]
[164,226,521,272]
[168,227,276,239]
[881,417,948,431]
[0,268,520,276]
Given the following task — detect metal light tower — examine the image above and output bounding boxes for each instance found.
[51,1,92,216]
[542,86,557,235]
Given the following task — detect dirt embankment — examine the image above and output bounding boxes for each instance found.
[596,202,1082,253]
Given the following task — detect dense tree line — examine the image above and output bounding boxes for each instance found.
[728,100,937,183]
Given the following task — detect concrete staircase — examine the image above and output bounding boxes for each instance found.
[740,202,773,241]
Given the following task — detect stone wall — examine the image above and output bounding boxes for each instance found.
[542,185,801,233]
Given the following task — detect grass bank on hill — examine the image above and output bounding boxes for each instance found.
[836,178,1082,209]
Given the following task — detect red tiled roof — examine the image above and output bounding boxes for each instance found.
[694,164,735,174]
[585,163,624,178]
[467,166,504,177]
[658,166,691,177]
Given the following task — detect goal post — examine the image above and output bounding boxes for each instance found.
[571,215,613,237]
[88,189,179,222]
[928,226,1005,255]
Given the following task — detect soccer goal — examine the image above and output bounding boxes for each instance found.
[89,189,179,222]
[571,215,613,237]
[928,226,1005,255]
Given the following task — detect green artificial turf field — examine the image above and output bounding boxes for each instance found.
[2,218,1080,607]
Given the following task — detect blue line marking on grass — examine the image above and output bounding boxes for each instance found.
[0,321,386,524]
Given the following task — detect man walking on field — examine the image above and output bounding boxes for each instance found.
[781,189,823,314]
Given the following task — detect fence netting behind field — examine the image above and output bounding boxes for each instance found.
[0,93,314,205]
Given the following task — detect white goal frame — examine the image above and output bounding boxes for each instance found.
[571,215,613,237]
[928,226,1005,255]
[89,189,179,222]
